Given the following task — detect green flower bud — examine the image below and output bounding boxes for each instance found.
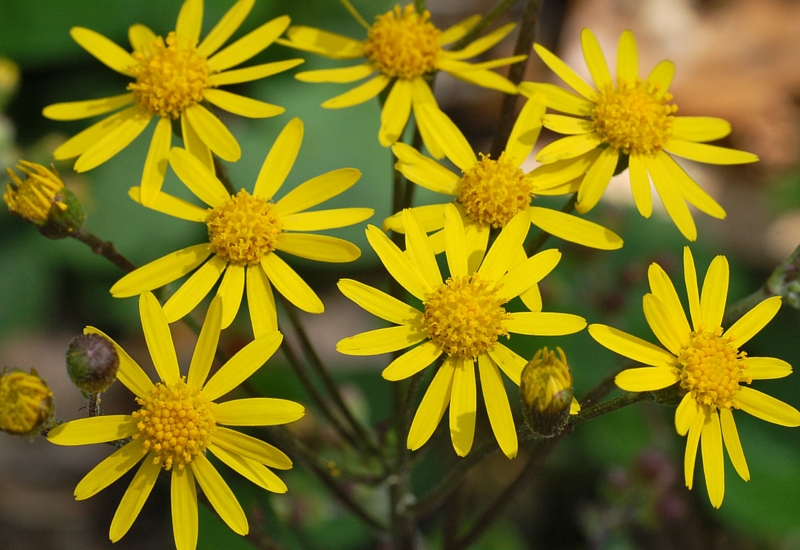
[0,368,55,436]
[66,333,119,394]
[4,161,85,239]
[520,347,578,437]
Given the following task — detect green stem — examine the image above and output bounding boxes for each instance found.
[279,296,381,456]
[525,193,577,255]
[452,0,519,51]
[71,228,137,273]
[489,0,542,158]
[570,391,654,427]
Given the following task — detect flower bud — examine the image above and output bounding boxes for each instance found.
[66,333,119,394]
[520,347,577,437]
[4,161,85,239]
[0,368,55,436]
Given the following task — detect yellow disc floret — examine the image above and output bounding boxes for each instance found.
[458,152,534,228]
[677,327,748,410]
[207,190,283,266]
[0,369,54,436]
[128,32,211,119]
[363,5,441,79]
[132,378,215,471]
[423,274,510,359]
[592,81,678,156]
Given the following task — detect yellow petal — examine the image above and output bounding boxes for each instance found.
[615,367,678,392]
[402,209,443,288]
[75,439,145,500]
[436,58,517,94]
[202,331,283,401]
[47,415,137,445]
[73,109,151,172]
[129,24,157,51]
[217,262,245,328]
[528,206,623,250]
[543,113,594,135]
[254,117,303,200]
[533,43,597,101]
[208,443,287,493]
[276,233,361,263]
[745,356,792,380]
[682,247,701,331]
[720,408,749,482]
[665,138,759,165]
[588,324,675,368]
[580,28,612,90]
[52,107,135,160]
[736,386,800,427]
[392,143,460,195]
[536,132,603,164]
[283,207,373,231]
[139,291,181,385]
[168,146,230,207]
[658,151,726,219]
[465,222,490,274]
[642,293,683,355]
[408,360,455,451]
[684,408,705,490]
[478,354,517,459]
[444,204,469,277]
[575,145,618,214]
[171,466,198,550]
[183,103,241,162]
[447,22,515,60]
[42,93,134,121]
[83,326,153,398]
[520,284,542,312]
[162,255,227,323]
[246,264,278,337]
[110,244,212,298]
[382,341,442,381]
[207,15,290,72]
[176,0,203,45]
[616,30,638,87]
[518,82,594,116]
[197,0,255,57]
[497,248,561,301]
[295,64,374,83]
[203,88,284,118]
[70,26,136,75]
[379,78,412,146]
[671,117,731,142]
[647,261,691,338]
[321,75,391,109]
[645,153,697,241]
[701,410,725,508]
[109,452,161,542]
[505,93,545,167]
[383,204,448,234]
[628,154,652,217]
[478,210,530,280]
[187,295,223,390]
[210,58,304,86]
[438,14,481,46]
[139,116,172,206]
[413,103,477,172]
[337,278,422,325]
[260,253,324,313]
[190,454,248,535]
[530,148,601,189]
[487,343,527,384]
[337,325,427,356]
[281,26,365,59]
[450,357,476,457]
[215,398,304,426]
[725,296,782,348]
[505,311,586,336]
[646,60,675,100]
[365,225,430,300]
[410,80,445,159]
[181,113,213,173]
[211,426,292,469]
[698,255,729,330]
[274,167,361,216]
[675,392,700,436]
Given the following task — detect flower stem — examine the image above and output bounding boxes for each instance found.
[71,228,137,273]
[489,0,543,159]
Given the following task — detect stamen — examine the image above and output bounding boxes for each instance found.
[677,327,745,410]
[458,153,533,228]
[363,5,440,79]
[206,190,283,266]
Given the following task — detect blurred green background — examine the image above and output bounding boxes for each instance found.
[2,0,800,549]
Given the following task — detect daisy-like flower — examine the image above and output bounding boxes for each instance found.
[588,247,800,508]
[337,205,586,458]
[110,117,373,335]
[43,0,304,205]
[383,93,623,255]
[524,28,759,240]
[278,2,525,157]
[48,292,303,549]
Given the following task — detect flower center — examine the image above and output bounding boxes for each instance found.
[206,190,283,266]
[128,32,212,119]
[363,5,441,79]
[457,152,534,228]
[132,378,215,470]
[592,81,677,156]
[423,274,510,359]
[677,328,746,411]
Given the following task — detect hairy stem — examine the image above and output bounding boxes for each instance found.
[71,228,137,273]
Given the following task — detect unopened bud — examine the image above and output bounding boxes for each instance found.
[66,333,119,394]
[520,347,578,437]
[0,368,55,436]
[4,161,85,239]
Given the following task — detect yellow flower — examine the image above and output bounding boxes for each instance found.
[0,368,54,436]
[523,28,759,241]
[110,118,373,335]
[43,0,304,205]
[48,292,303,549]
[588,247,800,508]
[337,205,586,458]
[383,94,623,256]
[279,2,525,156]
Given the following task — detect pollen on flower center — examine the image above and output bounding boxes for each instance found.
[363,5,441,79]
[206,190,283,266]
[677,327,747,410]
[458,152,534,228]
[423,274,510,359]
[592,81,678,156]
[132,378,215,471]
[128,32,211,119]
